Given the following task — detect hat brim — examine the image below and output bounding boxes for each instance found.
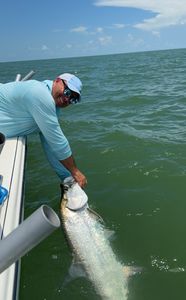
[66,82,80,95]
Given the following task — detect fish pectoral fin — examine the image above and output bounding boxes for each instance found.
[123,266,142,277]
[69,260,87,279]
[87,207,104,223]
[104,229,116,241]
[62,261,87,288]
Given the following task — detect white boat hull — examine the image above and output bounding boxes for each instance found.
[0,136,26,300]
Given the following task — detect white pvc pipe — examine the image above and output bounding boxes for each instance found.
[15,74,21,81]
[21,70,35,81]
[0,205,60,274]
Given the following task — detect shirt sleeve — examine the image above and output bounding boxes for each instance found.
[24,82,72,160]
[39,132,71,180]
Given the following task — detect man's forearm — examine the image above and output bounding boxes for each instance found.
[60,155,78,176]
[60,155,87,187]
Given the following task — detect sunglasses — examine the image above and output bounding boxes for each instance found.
[63,83,80,104]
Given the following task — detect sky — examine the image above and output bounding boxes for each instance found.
[1,0,186,62]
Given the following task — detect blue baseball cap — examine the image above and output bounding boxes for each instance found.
[58,73,82,96]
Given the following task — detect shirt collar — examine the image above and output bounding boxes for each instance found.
[42,80,53,93]
[42,80,61,115]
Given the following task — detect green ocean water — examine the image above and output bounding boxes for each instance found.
[1,48,186,300]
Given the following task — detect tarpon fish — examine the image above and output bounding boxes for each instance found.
[60,182,136,300]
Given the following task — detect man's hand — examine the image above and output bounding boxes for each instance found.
[71,169,87,188]
[60,155,87,188]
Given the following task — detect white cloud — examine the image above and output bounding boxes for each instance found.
[28,45,49,52]
[127,33,145,49]
[98,35,112,45]
[127,33,134,41]
[112,23,126,29]
[152,31,161,37]
[70,26,88,33]
[96,27,104,33]
[41,45,48,51]
[94,0,186,30]
[65,44,72,49]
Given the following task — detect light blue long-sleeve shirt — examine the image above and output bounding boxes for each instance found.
[0,79,71,179]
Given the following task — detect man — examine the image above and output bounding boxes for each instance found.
[0,73,87,188]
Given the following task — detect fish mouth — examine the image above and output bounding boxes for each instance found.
[60,177,88,212]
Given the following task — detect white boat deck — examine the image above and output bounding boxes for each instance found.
[0,137,26,300]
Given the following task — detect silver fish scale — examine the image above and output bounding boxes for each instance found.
[62,206,128,300]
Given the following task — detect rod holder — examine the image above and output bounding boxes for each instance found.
[15,74,21,81]
[21,70,35,81]
[0,205,61,274]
